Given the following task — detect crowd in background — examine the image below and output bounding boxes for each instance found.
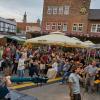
[0,43,100,94]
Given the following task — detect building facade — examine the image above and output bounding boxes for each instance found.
[0,17,16,34]
[17,22,41,34]
[17,12,41,38]
[42,0,100,37]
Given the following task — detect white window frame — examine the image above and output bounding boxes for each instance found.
[51,23,56,30]
[64,6,69,15]
[47,6,52,14]
[46,23,51,30]
[91,24,100,33]
[26,26,32,32]
[78,24,83,32]
[63,23,67,31]
[0,22,4,27]
[59,6,63,15]
[0,27,3,31]
[53,7,58,15]
[57,23,62,31]
[72,24,78,32]
[5,28,8,32]
[97,24,100,32]
[72,23,83,32]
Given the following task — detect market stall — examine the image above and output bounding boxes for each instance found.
[5,35,25,44]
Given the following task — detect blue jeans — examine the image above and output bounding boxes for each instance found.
[60,72,71,83]
[17,70,24,78]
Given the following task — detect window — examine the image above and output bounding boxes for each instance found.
[14,26,16,32]
[47,6,52,14]
[57,23,62,31]
[53,7,58,14]
[26,26,30,31]
[5,28,8,32]
[7,26,10,32]
[91,24,100,33]
[73,24,78,32]
[64,6,69,15]
[0,22,4,27]
[72,24,83,32]
[78,24,83,32]
[97,24,100,32]
[46,23,51,30]
[0,28,3,31]
[10,25,13,31]
[91,24,97,32]
[0,22,1,28]
[63,23,67,31]
[59,6,63,15]
[5,23,9,29]
[51,23,56,30]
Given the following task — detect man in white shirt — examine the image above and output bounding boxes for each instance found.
[17,54,25,78]
[69,64,82,100]
[84,61,98,92]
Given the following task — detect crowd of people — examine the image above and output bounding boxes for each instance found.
[0,43,100,100]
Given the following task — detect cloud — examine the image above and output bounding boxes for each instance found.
[0,0,43,22]
[0,6,22,21]
[0,0,100,22]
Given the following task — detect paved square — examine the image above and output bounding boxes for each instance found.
[20,83,100,100]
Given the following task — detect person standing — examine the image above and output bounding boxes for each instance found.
[68,65,82,100]
[29,59,39,77]
[60,60,71,84]
[84,61,98,92]
[12,49,20,74]
[0,74,12,100]
[39,61,46,77]
[17,54,25,78]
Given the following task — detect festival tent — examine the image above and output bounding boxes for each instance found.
[26,32,85,48]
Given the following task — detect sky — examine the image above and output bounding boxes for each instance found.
[0,0,100,22]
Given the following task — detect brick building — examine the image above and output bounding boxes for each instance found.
[17,12,41,38]
[42,0,100,38]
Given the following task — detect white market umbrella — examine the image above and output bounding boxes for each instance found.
[83,40,95,47]
[89,44,100,49]
[26,33,85,48]
[26,34,69,45]
[50,31,66,35]
[71,37,84,46]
